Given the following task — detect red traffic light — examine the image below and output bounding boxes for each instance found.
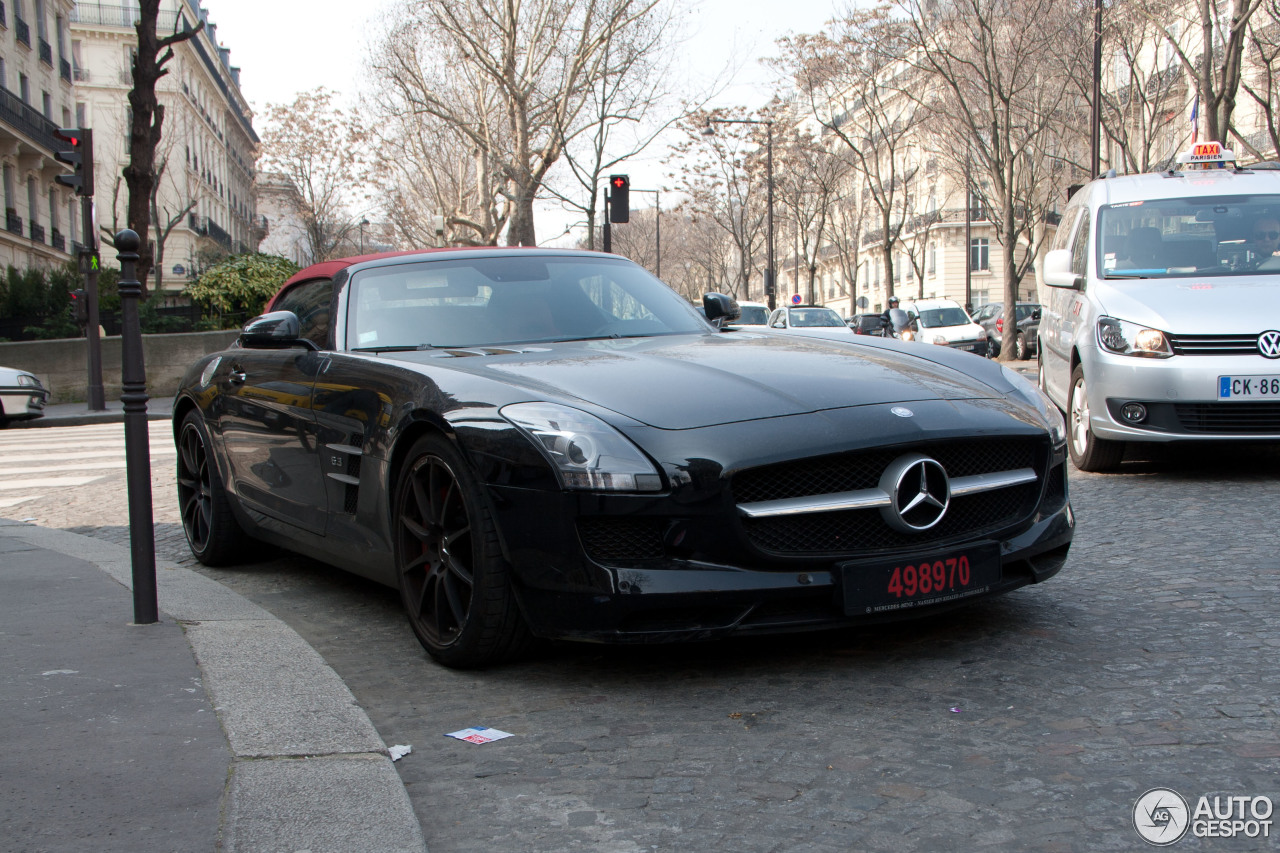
[612,176,626,189]
[608,174,629,224]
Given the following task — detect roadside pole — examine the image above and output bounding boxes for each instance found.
[114,229,157,625]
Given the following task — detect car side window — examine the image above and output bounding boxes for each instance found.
[274,278,334,349]
[1070,209,1091,283]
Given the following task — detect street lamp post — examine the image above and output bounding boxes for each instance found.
[704,117,775,310]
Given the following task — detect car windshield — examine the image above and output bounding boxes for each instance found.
[789,307,845,327]
[1099,193,1280,278]
[345,255,710,349]
[737,305,770,325]
[917,307,970,327]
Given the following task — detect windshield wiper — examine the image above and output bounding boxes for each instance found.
[350,344,439,352]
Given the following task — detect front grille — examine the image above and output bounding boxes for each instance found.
[1168,333,1265,356]
[743,482,1039,555]
[1174,402,1280,434]
[734,438,1047,557]
[1041,462,1067,512]
[578,517,666,562]
[733,438,1042,504]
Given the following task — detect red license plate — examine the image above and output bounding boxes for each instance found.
[840,542,1001,615]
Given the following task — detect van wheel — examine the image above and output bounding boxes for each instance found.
[1068,365,1124,472]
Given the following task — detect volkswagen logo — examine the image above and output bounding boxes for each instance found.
[878,453,951,532]
[1259,330,1280,359]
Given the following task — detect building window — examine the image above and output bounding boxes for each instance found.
[928,242,937,276]
[19,73,29,103]
[27,175,37,225]
[48,187,57,231]
[970,237,990,272]
[75,101,85,126]
[41,90,50,118]
[3,164,14,212]
[68,197,78,243]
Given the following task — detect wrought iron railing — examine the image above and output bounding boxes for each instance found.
[29,222,44,243]
[69,3,180,31]
[5,210,21,235]
[60,59,72,82]
[51,230,65,251]
[15,17,29,45]
[0,87,63,151]
[38,39,52,66]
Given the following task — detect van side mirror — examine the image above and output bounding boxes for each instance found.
[1043,249,1082,289]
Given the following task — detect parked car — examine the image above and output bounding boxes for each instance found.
[973,302,1040,360]
[766,304,854,338]
[899,298,989,355]
[172,248,1073,667]
[848,313,887,336]
[733,301,770,327]
[0,366,49,426]
[1039,140,1280,471]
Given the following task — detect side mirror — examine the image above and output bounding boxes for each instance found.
[239,311,318,350]
[702,292,741,328]
[1043,249,1082,289]
[1032,308,1042,320]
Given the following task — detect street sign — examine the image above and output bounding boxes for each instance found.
[791,294,802,305]
[78,250,100,274]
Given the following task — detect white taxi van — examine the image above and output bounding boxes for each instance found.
[1039,142,1280,471]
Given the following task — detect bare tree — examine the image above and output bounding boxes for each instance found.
[259,89,368,264]
[668,110,769,301]
[772,127,852,304]
[1240,1,1280,158]
[780,7,924,300]
[123,0,203,293]
[371,0,668,247]
[897,0,1083,360]
[1136,0,1267,147]
[150,151,200,292]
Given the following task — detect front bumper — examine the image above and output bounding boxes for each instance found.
[0,384,49,420]
[1085,351,1280,441]
[512,501,1073,643]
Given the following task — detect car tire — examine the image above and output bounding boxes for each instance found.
[1067,365,1124,472]
[393,433,531,668]
[1014,332,1029,360]
[177,410,249,566]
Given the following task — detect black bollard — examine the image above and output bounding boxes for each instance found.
[115,229,158,625]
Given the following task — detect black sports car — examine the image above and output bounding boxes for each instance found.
[173,249,1073,667]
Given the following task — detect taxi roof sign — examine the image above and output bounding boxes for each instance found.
[1175,141,1236,169]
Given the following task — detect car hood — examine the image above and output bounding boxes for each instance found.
[393,332,1011,430]
[1093,275,1280,334]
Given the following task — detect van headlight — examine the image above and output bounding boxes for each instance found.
[501,402,664,492]
[1097,317,1173,358]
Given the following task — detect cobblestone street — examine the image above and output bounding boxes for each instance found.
[3,424,1279,851]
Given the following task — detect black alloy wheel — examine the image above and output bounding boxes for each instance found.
[176,410,247,565]
[394,434,529,668]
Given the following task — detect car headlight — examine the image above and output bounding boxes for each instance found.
[501,402,663,492]
[1001,366,1067,446]
[931,334,948,345]
[1097,317,1172,358]
[16,373,37,387]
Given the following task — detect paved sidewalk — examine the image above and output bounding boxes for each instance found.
[0,520,427,853]
[7,396,176,429]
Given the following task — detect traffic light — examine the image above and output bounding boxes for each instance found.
[53,128,94,197]
[70,288,87,323]
[608,174,629,223]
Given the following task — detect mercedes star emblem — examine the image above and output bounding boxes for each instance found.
[878,452,951,532]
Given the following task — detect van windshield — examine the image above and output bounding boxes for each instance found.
[1099,194,1280,278]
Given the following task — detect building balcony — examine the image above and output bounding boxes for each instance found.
[0,86,67,152]
[73,66,90,82]
[51,229,65,251]
[6,210,21,235]
[38,38,52,66]
[205,218,233,250]
[15,17,28,46]
[0,2,7,28]
[70,4,181,31]
[29,221,44,243]
[60,59,72,83]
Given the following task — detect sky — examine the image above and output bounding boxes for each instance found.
[202,0,842,242]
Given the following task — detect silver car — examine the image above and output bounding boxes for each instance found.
[1039,141,1280,471]
[0,366,49,425]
